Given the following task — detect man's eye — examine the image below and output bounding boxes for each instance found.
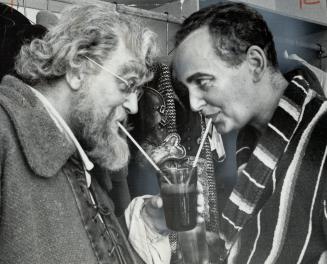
[195,79,212,90]
[128,79,138,91]
[119,78,138,94]
[119,82,130,93]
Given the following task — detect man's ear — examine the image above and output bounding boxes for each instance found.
[65,69,84,91]
[246,45,267,83]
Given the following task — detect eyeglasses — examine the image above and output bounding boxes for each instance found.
[84,55,143,100]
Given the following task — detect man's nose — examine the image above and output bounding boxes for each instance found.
[189,92,205,112]
[123,92,138,114]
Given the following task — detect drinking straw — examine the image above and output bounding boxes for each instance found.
[192,118,212,168]
[117,122,172,184]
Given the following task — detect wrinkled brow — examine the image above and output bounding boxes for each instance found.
[118,61,148,77]
[119,61,153,88]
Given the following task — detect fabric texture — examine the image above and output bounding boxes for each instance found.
[125,195,171,264]
[284,51,327,96]
[0,75,144,264]
[219,72,327,263]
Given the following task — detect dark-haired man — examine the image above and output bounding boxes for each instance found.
[173,3,327,263]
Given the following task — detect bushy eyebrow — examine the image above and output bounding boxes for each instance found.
[186,72,214,83]
[118,61,147,77]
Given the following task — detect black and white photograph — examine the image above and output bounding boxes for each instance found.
[0,0,326,263]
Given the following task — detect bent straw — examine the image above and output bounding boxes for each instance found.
[117,122,172,184]
[193,118,212,168]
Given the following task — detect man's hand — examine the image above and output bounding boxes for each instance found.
[141,195,168,235]
[141,181,205,234]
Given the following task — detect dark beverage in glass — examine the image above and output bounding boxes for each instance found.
[159,166,197,231]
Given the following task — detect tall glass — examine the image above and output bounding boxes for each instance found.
[159,166,197,231]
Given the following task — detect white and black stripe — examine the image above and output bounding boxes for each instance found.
[220,74,327,263]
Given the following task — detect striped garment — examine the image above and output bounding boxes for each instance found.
[219,74,327,264]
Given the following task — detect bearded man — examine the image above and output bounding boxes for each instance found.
[0,3,172,264]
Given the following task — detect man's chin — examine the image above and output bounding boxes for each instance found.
[87,133,130,172]
[214,121,230,135]
[109,157,129,172]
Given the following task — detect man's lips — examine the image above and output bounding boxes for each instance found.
[116,114,127,124]
[204,111,221,121]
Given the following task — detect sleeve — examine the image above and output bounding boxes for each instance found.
[117,215,146,264]
[124,195,171,264]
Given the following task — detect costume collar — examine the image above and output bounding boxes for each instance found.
[248,74,314,205]
[0,75,76,177]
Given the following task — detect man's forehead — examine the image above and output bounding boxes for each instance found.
[178,26,211,51]
[173,27,214,78]
[106,38,145,74]
[174,27,212,64]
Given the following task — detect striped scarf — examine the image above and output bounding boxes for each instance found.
[219,74,327,263]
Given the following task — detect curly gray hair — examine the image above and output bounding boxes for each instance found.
[15,3,158,85]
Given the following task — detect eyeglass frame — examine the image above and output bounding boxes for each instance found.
[83,55,144,100]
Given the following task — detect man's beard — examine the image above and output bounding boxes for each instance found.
[70,91,130,172]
